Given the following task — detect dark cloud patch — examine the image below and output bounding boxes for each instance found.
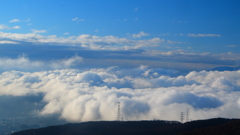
[122,100,150,116]
[163,92,223,109]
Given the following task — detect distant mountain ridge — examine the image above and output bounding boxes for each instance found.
[210,66,240,71]
[11,118,240,135]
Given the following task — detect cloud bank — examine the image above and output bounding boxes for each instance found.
[0,55,83,72]
[0,66,240,122]
[0,31,165,50]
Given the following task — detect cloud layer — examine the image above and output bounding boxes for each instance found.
[0,31,165,50]
[0,66,240,122]
[0,55,83,72]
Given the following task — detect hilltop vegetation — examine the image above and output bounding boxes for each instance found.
[11,118,240,135]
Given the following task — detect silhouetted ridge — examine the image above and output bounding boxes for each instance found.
[11,118,240,135]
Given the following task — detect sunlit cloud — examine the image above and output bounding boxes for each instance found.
[0,66,240,122]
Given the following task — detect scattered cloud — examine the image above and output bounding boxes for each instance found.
[9,18,30,23]
[132,31,149,38]
[188,34,221,37]
[31,29,47,33]
[176,33,184,36]
[227,45,237,47]
[72,17,85,22]
[72,17,78,21]
[9,19,20,23]
[64,32,69,35]
[0,25,20,30]
[0,40,19,44]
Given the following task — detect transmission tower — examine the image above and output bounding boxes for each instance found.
[186,108,190,122]
[117,102,121,121]
[180,112,184,123]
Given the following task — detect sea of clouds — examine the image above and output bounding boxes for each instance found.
[0,62,240,122]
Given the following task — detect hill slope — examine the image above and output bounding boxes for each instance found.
[11,118,240,135]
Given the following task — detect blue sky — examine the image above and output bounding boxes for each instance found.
[1,0,240,72]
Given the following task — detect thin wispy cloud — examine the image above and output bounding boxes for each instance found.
[72,17,85,22]
[0,25,20,30]
[0,40,19,44]
[25,18,31,22]
[0,31,165,50]
[31,29,47,33]
[9,19,20,23]
[132,31,149,38]
[188,34,221,37]
[227,45,237,47]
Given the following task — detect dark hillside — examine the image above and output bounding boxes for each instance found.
[179,119,240,135]
[11,118,240,135]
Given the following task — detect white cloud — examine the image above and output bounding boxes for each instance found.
[72,17,78,21]
[31,29,47,33]
[132,31,149,38]
[0,40,19,44]
[9,19,20,23]
[0,31,166,50]
[0,25,21,30]
[188,34,221,37]
[0,66,240,122]
[72,17,85,22]
[0,55,83,72]
[50,55,83,69]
